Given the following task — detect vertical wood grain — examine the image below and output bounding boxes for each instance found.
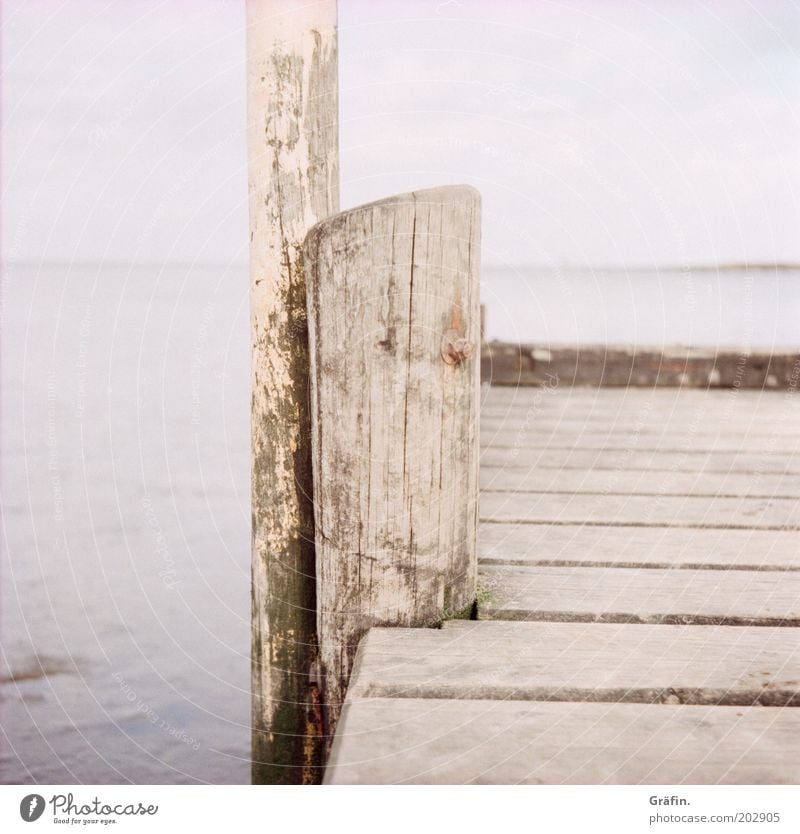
[304,186,481,742]
[247,0,338,784]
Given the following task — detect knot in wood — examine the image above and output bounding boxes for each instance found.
[441,329,475,365]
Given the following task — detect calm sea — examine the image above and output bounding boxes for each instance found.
[2,262,250,784]
[2,261,798,784]
[482,265,800,347]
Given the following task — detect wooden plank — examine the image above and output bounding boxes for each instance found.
[481,413,800,432]
[247,0,338,784]
[482,384,787,396]
[479,565,800,625]
[479,491,800,530]
[482,427,800,447]
[480,466,800,498]
[479,522,800,571]
[480,395,800,427]
[483,385,798,405]
[481,446,800,474]
[483,389,796,416]
[325,699,800,784]
[481,429,798,454]
[305,185,481,740]
[346,622,800,705]
[480,405,800,428]
[481,394,800,414]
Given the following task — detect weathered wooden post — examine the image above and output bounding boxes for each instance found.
[247,0,338,784]
[304,186,481,742]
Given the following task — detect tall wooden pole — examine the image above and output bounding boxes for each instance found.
[246,0,339,784]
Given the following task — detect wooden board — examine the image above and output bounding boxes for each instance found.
[346,622,800,705]
[480,446,800,474]
[481,429,799,454]
[479,565,800,626]
[481,398,800,432]
[480,491,800,530]
[480,466,800,498]
[482,385,800,406]
[480,417,800,438]
[479,522,800,570]
[479,400,800,420]
[481,392,788,409]
[325,699,800,784]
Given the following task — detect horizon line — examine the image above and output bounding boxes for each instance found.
[3,259,800,272]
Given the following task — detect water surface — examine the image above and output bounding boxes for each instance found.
[2,261,797,784]
[2,261,250,784]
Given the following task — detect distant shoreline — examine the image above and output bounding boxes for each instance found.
[5,260,800,272]
[485,263,800,273]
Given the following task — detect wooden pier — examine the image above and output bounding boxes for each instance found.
[246,1,800,784]
[324,386,800,783]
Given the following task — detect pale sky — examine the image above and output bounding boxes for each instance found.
[3,0,799,267]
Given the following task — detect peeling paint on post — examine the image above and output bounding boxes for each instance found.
[247,0,339,784]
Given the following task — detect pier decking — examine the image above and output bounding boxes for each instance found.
[325,385,800,784]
